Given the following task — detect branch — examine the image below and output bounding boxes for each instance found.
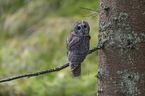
[80,7,99,12]
[0,63,69,83]
[87,43,103,54]
[0,44,102,83]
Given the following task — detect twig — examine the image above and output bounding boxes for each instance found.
[0,44,103,83]
[80,7,99,19]
[80,7,99,12]
[0,63,69,83]
[88,45,101,54]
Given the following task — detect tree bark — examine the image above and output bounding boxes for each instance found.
[97,0,145,95]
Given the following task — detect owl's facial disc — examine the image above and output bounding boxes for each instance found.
[76,24,84,35]
[82,23,88,35]
[77,26,81,30]
[72,21,90,35]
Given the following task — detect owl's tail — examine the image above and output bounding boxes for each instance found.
[69,63,81,77]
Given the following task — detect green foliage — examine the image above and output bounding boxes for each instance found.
[0,0,99,95]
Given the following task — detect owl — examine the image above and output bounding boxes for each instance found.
[66,21,91,77]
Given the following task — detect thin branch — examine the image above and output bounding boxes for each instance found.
[0,44,103,83]
[80,7,99,19]
[87,44,102,54]
[80,7,99,12]
[0,63,69,83]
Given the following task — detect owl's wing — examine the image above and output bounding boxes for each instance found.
[66,34,80,52]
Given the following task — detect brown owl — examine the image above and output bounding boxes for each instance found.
[66,21,91,77]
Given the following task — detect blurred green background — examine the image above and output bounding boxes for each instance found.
[0,0,99,96]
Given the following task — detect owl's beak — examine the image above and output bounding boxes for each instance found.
[83,31,85,35]
[82,30,85,35]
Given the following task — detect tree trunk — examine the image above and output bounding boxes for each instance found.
[97,0,145,95]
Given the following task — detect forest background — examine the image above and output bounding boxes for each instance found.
[0,0,99,96]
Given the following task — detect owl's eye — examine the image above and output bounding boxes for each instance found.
[77,26,81,30]
[84,25,87,28]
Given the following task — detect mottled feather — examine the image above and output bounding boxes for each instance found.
[66,21,91,77]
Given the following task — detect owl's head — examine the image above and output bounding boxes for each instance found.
[71,21,90,36]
